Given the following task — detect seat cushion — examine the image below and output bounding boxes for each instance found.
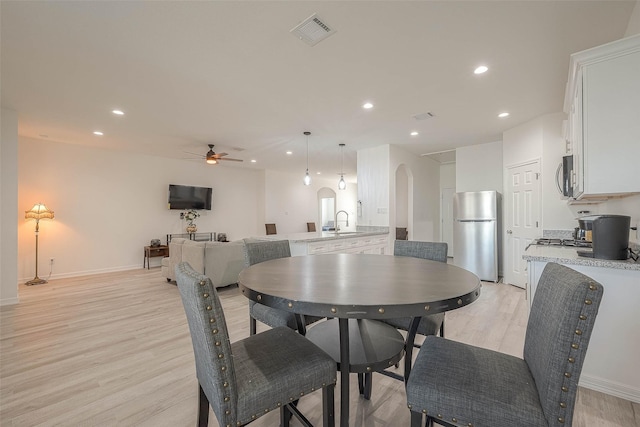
[383,313,444,337]
[250,301,323,330]
[232,326,336,425]
[406,336,547,427]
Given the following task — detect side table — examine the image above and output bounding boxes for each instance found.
[144,245,169,269]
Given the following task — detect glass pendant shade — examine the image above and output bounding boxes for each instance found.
[338,143,346,190]
[303,131,311,186]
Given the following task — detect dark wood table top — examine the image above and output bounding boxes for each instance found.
[238,253,481,319]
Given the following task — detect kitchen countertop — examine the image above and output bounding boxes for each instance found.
[523,245,640,271]
[255,230,389,243]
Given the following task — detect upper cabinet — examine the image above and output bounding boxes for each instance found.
[564,34,640,201]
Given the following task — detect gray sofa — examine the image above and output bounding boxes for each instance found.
[161,238,246,288]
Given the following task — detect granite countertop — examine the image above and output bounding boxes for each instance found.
[256,230,389,243]
[523,245,640,271]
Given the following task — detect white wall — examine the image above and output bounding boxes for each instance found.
[625,0,640,37]
[440,162,456,191]
[1,109,19,305]
[357,145,390,227]
[17,137,265,282]
[456,141,503,193]
[264,170,357,234]
[389,145,441,242]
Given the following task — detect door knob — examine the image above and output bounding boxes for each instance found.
[507,230,513,234]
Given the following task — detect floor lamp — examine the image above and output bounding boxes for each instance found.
[25,203,54,286]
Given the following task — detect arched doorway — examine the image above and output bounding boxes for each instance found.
[317,187,336,231]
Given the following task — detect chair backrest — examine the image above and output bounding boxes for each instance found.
[396,227,408,240]
[243,239,291,267]
[265,223,277,235]
[175,262,238,427]
[394,240,447,263]
[307,222,316,232]
[524,262,604,426]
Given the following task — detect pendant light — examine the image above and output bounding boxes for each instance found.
[338,143,346,190]
[303,131,311,186]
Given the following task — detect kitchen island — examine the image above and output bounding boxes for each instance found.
[257,230,390,256]
[523,245,640,403]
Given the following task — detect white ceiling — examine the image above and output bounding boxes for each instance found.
[1,1,635,181]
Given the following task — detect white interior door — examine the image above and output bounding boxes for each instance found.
[504,161,541,288]
[441,187,455,257]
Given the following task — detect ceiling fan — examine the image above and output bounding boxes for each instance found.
[183,144,243,165]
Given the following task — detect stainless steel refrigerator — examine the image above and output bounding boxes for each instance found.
[453,191,501,282]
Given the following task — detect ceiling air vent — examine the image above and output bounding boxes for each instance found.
[290,13,336,46]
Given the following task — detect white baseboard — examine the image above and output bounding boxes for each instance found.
[580,373,640,403]
[19,264,141,283]
[0,296,20,306]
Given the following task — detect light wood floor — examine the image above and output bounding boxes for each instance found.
[1,269,638,427]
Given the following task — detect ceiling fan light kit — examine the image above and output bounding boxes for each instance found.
[184,144,243,165]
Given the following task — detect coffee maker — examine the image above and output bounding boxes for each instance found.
[591,215,631,260]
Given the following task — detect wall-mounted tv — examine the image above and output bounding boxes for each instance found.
[168,184,212,210]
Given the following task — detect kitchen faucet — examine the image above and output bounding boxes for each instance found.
[335,210,349,231]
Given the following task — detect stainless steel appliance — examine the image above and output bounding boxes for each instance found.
[453,191,501,282]
[556,155,574,198]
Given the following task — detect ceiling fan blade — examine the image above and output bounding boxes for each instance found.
[216,152,229,157]
[183,150,204,157]
[218,157,243,162]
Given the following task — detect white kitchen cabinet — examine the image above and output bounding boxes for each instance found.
[304,235,389,255]
[564,34,640,200]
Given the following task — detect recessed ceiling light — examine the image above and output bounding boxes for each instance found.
[474,65,488,74]
[286,151,293,155]
[410,131,419,136]
[316,172,321,175]
[93,131,104,136]
[250,159,257,163]
[498,112,510,118]
[362,102,373,109]
[112,109,124,116]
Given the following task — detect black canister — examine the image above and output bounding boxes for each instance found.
[592,215,631,260]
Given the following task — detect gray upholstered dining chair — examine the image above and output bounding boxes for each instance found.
[243,239,323,335]
[386,240,448,340]
[406,262,604,427]
[176,262,336,427]
[362,241,448,397]
[265,223,277,235]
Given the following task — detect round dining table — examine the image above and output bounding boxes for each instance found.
[238,253,481,427]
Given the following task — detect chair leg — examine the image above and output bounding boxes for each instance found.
[280,403,291,427]
[197,384,209,427]
[250,316,257,336]
[410,410,423,427]
[322,382,335,427]
[439,318,445,338]
[363,373,373,400]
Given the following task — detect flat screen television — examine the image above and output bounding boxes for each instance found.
[168,184,212,210]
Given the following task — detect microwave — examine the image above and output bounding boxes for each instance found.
[556,155,573,198]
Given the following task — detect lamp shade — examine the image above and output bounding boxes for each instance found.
[25,203,54,221]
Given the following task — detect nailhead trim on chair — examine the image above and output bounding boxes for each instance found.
[187,266,338,427]
[408,281,601,427]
